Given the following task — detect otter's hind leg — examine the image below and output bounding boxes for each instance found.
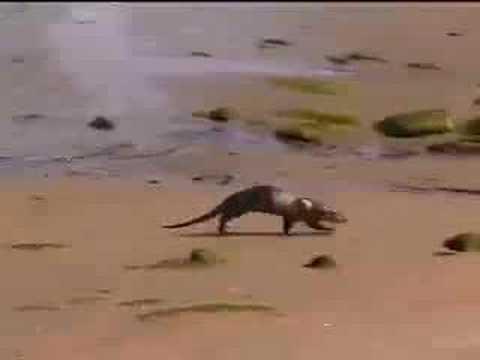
[218,214,232,235]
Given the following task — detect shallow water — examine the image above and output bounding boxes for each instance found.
[0,2,357,178]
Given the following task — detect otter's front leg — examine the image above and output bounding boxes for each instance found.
[282,217,294,236]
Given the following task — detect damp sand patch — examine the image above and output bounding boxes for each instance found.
[136,302,280,321]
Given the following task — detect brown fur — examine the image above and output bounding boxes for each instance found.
[162,185,347,235]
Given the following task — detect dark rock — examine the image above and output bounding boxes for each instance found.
[406,62,441,70]
[88,116,115,131]
[192,174,234,186]
[443,232,480,252]
[446,32,463,37]
[146,179,161,185]
[303,254,337,269]
[190,51,212,58]
[258,38,292,49]
[473,97,480,106]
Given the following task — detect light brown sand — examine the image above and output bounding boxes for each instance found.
[1,179,480,359]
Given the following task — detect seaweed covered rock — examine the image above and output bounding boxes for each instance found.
[375,109,454,137]
[192,107,237,122]
[274,109,358,144]
[189,248,219,265]
[443,232,480,252]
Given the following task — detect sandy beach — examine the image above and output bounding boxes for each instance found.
[3,2,480,359]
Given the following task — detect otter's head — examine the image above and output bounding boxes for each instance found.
[300,199,347,224]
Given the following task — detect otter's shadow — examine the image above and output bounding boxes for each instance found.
[180,230,334,238]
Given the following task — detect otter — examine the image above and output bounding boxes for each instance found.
[162,185,347,235]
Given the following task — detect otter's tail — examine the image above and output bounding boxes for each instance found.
[162,205,222,229]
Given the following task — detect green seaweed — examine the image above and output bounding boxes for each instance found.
[136,302,279,321]
[269,77,347,95]
[375,109,454,137]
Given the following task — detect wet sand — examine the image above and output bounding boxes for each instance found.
[2,2,480,359]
